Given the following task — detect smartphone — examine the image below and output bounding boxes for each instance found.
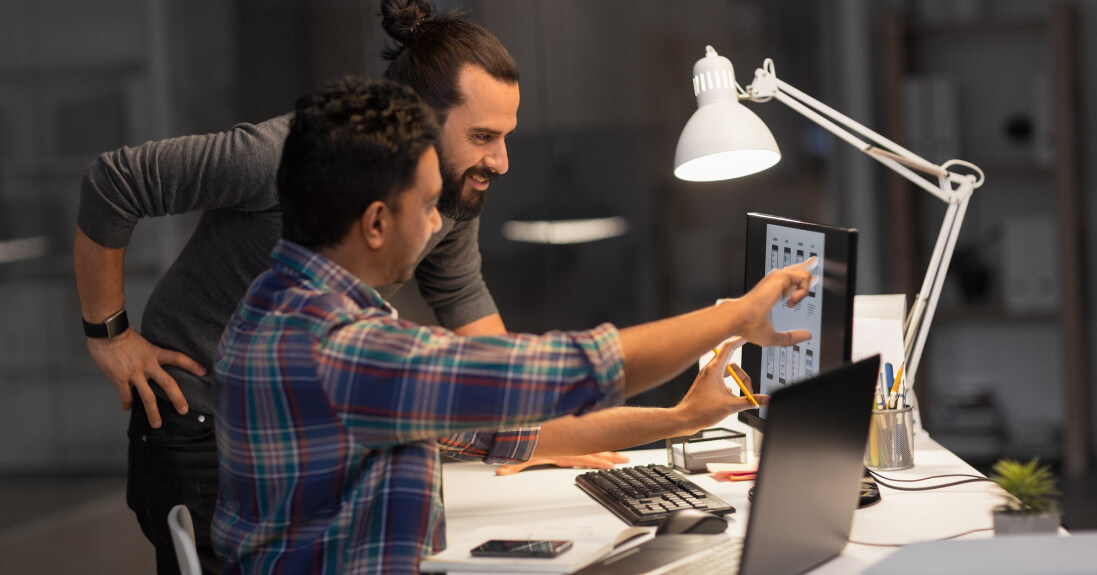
[470,539,573,558]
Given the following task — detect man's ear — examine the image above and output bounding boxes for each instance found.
[359,201,389,250]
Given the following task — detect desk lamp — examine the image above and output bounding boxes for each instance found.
[674,46,985,386]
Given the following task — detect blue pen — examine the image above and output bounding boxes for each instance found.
[884,363,895,409]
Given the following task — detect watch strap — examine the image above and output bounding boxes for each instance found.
[83,309,130,339]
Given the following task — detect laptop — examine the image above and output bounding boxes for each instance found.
[576,355,881,575]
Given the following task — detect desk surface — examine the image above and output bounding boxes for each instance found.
[425,425,1020,574]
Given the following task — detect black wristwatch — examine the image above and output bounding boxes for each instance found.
[83,309,130,339]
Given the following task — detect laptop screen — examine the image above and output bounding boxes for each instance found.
[738,355,879,575]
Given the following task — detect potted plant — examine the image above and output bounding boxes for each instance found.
[990,457,1061,536]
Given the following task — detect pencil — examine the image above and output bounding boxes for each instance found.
[712,347,760,408]
[888,364,905,409]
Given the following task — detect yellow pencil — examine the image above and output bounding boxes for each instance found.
[712,347,760,408]
[887,364,905,409]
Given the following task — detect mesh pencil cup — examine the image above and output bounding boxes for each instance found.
[864,406,914,471]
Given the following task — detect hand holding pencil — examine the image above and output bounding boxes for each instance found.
[711,344,760,409]
[677,341,768,434]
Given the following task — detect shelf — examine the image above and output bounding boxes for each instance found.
[0,61,143,82]
[933,305,1059,324]
[883,4,1088,475]
[972,160,1054,179]
[907,16,1046,39]
[0,156,95,175]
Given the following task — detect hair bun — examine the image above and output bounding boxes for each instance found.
[381,0,433,43]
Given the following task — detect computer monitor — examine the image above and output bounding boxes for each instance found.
[739,212,857,431]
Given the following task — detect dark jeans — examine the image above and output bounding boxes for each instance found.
[127,397,221,575]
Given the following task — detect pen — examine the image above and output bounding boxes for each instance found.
[713,346,760,409]
[884,363,893,409]
[888,364,905,409]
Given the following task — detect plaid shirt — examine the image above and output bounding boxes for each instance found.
[211,240,625,574]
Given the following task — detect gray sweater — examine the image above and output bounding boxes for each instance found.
[78,114,497,415]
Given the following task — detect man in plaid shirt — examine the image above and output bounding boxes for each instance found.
[212,77,813,573]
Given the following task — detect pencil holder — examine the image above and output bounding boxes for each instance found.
[864,406,914,471]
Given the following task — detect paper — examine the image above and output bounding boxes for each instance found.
[706,462,757,474]
[851,318,904,368]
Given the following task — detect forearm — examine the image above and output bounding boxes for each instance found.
[452,313,506,336]
[440,427,539,463]
[74,226,127,322]
[533,408,694,457]
[618,301,741,396]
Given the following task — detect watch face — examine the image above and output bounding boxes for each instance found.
[105,310,129,338]
[84,310,129,339]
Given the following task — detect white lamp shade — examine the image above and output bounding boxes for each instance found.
[674,100,781,182]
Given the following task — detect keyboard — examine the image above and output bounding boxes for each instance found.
[575,464,736,526]
[651,537,744,575]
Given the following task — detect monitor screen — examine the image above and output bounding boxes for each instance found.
[739,213,858,431]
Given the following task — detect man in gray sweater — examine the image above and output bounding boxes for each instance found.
[75,1,781,572]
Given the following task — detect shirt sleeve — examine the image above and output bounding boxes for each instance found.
[413,217,499,330]
[317,320,625,449]
[438,427,539,464]
[77,114,291,249]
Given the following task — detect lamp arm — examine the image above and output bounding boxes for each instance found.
[906,189,972,380]
[745,59,984,197]
[744,58,986,385]
[769,89,953,201]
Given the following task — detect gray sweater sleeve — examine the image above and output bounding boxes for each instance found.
[78,114,291,248]
[414,216,499,330]
[80,110,498,331]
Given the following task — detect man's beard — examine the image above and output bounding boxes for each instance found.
[437,164,495,222]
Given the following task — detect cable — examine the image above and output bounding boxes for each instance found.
[873,476,992,491]
[849,527,993,547]
[849,473,997,546]
[871,471,986,482]
[869,471,993,491]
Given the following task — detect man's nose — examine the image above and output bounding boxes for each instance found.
[431,206,443,233]
[484,141,509,175]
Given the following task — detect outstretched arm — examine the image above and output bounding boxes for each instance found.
[617,260,813,397]
[448,262,809,472]
[451,311,633,471]
[532,344,767,456]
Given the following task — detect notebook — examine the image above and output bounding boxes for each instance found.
[576,355,881,575]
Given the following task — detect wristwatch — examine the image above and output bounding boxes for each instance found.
[83,309,130,339]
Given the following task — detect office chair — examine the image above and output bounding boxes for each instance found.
[167,504,203,575]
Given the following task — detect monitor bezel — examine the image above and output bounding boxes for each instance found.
[738,212,858,432]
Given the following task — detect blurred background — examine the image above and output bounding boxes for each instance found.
[1,0,1094,572]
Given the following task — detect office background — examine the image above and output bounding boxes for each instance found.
[0,0,1094,572]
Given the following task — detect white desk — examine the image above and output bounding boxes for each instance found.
[423,427,1024,574]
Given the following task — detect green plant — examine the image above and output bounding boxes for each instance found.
[990,458,1059,515]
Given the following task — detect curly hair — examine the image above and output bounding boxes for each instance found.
[277,76,440,248]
